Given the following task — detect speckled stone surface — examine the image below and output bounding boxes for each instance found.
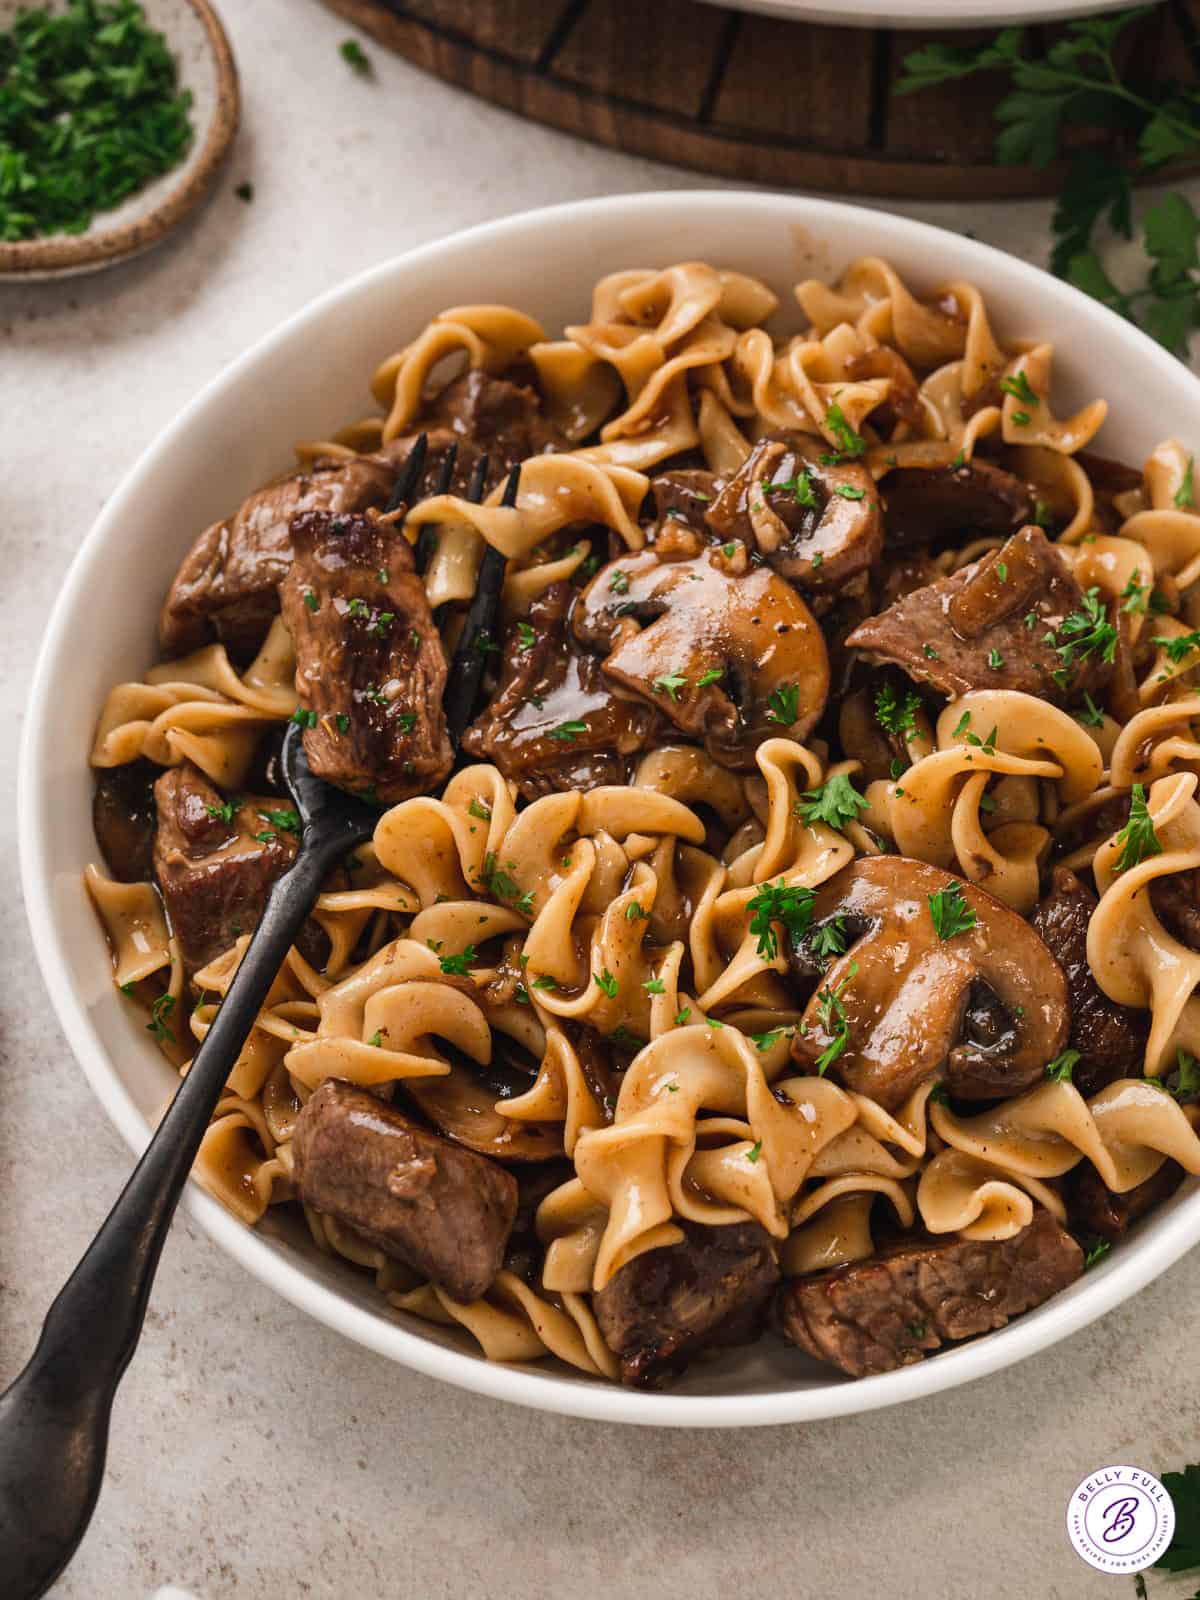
[2,4,1199,1596]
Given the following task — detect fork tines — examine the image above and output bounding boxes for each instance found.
[443,462,520,744]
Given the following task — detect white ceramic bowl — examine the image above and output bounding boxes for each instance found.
[20,191,1200,1426]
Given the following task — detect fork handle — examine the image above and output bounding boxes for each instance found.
[0,840,338,1599]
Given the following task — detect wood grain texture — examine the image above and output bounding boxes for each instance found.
[321,0,1200,201]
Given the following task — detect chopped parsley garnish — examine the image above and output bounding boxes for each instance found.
[609,569,630,595]
[146,992,175,1045]
[811,917,848,960]
[996,562,1008,583]
[1112,784,1162,872]
[964,724,999,755]
[795,772,869,832]
[530,975,557,991]
[1153,629,1200,664]
[478,852,534,914]
[1074,693,1105,728]
[346,597,369,619]
[303,589,319,612]
[697,667,723,688]
[1010,409,1032,426]
[923,644,939,661]
[950,450,965,470]
[334,713,349,733]
[814,961,858,1075]
[835,484,866,500]
[747,879,816,961]
[368,1029,383,1047]
[824,399,866,459]
[642,977,666,994]
[550,719,588,741]
[1045,1048,1081,1082]
[257,808,300,834]
[746,1140,763,1164]
[1056,587,1118,667]
[749,1028,786,1051]
[205,798,238,824]
[704,1017,725,1030]
[516,622,536,651]
[0,1,196,244]
[340,37,371,74]
[721,541,738,558]
[624,901,646,921]
[593,968,618,999]
[119,981,135,996]
[474,629,499,656]
[290,707,317,728]
[367,611,395,640]
[653,671,688,701]
[988,648,1005,669]
[438,946,477,977]
[906,1319,929,1341]
[875,683,921,737]
[253,830,276,843]
[674,1007,691,1026]
[766,682,800,725]
[396,711,417,734]
[1082,1236,1112,1271]
[467,798,492,822]
[928,880,977,940]
[1120,571,1149,614]
[1175,454,1195,509]
[928,1081,950,1106]
[999,369,1038,408]
[764,472,818,509]
[1023,611,1038,630]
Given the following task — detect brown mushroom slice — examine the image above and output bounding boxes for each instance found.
[789,857,1069,1111]
[398,1039,565,1163]
[879,459,1034,549]
[704,433,882,594]
[573,544,830,767]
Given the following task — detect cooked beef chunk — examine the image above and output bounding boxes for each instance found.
[846,525,1113,706]
[705,433,882,595]
[1031,867,1149,1096]
[461,580,661,798]
[777,1210,1083,1377]
[651,469,718,537]
[93,759,159,883]
[158,434,444,661]
[420,370,564,474]
[153,762,297,974]
[594,1220,780,1387]
[279,509,453,804]
[292,1078,517,1302]
[879,460,1033,549]
[1150,870,1200,951]
[1066,1161,1184,1243]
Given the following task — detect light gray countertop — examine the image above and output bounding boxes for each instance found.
[3,3,1199,1596]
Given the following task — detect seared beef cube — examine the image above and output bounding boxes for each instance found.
[651,469,718,537]
[279,509,453,804]
[462,581,661,799]
[1150,870,1200,952]
[594,1221,780,1388]
[93,759,160,883]
[153,763,297,973]
[1066,1161,1184,1243]
[705,433,882,595]
[880,460,1033,549]
[847,525,1113,706]
[777,1210,1083,1377]
[292,1078,518,1302]
[420,371,564,475]
[159,434,441,661]
[1031,868,1148,1096]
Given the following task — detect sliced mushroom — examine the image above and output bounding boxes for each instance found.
[704,432,882,594]
[880,459,1033,549]
[789,856,1069,1110]
[573,544,830,767]
[398,1035,565,1162]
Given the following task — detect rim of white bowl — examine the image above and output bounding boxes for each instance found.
[19,189,1200,1427]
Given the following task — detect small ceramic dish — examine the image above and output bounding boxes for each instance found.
[0,0,238,281]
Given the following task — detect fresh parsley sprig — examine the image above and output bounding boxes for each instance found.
[898,11,1200,356]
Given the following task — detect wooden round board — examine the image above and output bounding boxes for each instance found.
[321,0,1198,200]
